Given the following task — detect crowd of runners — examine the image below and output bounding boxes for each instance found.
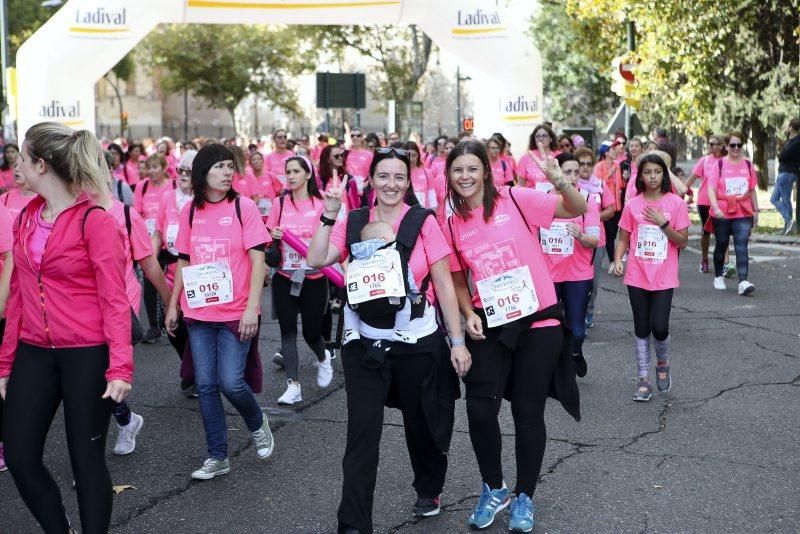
[0,117,783,534]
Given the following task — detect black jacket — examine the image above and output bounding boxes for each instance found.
[778,135,800,176]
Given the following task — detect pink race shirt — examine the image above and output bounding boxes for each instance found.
[490,158,515,188]
[266,195,326,280]
[0,169,14,189]
[124,161,140,187]
[517,150,560,189]
[157,188,192,286]
[541,195,601,282]
[175,196,270,322]
[410,166,435,208]
[0,203,13,304]
[345,148,374,190]
[1,189,36,220]
[330,204,451,306]
[109,200,153,314]
[577,177,613,248]
[618,193,690,291]
[134,178,175,235]
[691,154,723,207]
[707,157,756,219]
[233,172,258,199]
[442,187,560,328]
[266,150,294,188]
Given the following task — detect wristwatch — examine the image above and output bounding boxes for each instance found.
[659,221,669,230]
[320,213,336,226]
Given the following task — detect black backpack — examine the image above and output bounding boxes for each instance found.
[344,204,434,330]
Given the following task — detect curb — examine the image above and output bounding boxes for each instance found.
[688,224,800,246]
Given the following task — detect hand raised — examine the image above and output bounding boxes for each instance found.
[530,141,563,184]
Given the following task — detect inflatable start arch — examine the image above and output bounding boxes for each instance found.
[16,0,542,150]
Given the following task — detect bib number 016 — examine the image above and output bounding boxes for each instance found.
[363,273,385,284]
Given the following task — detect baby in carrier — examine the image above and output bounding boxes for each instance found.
[343,220,422,345]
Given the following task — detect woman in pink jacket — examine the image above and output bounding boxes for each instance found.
[0,122,132,534]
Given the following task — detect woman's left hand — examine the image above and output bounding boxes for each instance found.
[450,345,472,378]
[239,307,259,342]
[644,206,667,226]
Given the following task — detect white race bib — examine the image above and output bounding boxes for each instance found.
[258,198,272,216]
[635,224,668,261]
[476,266,539,328]
[724,177,749,196]
[346,248,405,305]
[282,243,309,271]
[540,222,574,256]
[415,190,426,207]
[165,223,179,256]
[535,182,555,194]
[182,261,234,309]
[145,218,156,236]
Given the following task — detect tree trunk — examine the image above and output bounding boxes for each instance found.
[750,114,769,190]
[227,107,240,140]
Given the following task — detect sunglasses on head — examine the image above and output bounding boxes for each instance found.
[729,143,743,148]
[375,147,408,156]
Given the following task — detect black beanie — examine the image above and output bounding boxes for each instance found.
[191,143,234,186]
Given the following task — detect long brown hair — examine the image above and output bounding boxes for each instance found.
[446,140,499,222]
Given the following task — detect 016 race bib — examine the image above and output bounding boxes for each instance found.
[346,248,405,305]
[476,265,539,328]
[635,224,668,261]
[282,243,309,271]
[540,222,574,256]
[182,261,234,309]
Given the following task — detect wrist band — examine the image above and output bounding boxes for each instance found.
[320,214,336,226]
[450,337,465,347]
[660,221,669,230]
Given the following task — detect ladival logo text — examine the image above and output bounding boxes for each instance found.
[452,6,506,39]
[500,95,541,124]
[39,100,84,127]
[70,7,129,39]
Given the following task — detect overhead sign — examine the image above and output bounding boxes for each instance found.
[316,73,366,110]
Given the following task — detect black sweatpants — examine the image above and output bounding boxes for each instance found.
[272,274,329,381]
[603,210,622,260]
[4,343,113,534]
[337,332,449,534]
[464,325,562,497]
[627,286,673,341]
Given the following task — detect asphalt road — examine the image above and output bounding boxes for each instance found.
[1,242,798,533]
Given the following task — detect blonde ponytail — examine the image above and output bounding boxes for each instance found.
[24,122,109,195]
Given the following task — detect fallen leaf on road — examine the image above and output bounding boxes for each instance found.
[112,485,136,495]
[653,485,662,489]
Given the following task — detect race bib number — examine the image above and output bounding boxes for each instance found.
[535,182,555,194]
[182,261,234,309]
[258,198,272,216]
[635,224,668,261]
[724,177,749,196]
[476,266,539,329]
[165,223,179,256]
[540,222,574,256]
[346,248,405,305]
[145,218,156,237]
[282,243,309,271]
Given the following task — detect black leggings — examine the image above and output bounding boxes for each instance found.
[0,318,5,442]
[143,257,168,329]
[464,325,562,496]
[4,343,113,534]
[627,285,673,341]
[272,274,329,381]
[603,210,622,260]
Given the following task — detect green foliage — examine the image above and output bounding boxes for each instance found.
[144,24,314,131]
[8,0,55,65]
[111,52,134,82]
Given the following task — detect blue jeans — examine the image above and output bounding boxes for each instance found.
[712,217,753,282]
[554,279,593,355]
[770,172,797,224]
[187,322,263,460]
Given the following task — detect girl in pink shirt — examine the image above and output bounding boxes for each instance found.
[231,145,258,201]
[685,135,725,273]
[487,136,515,188]
[266,156,331,405]
[613,154,689,402]
[516,124,562,189]
[0,168,37,220]
[443,140,586,530]
[266,129,295,189]
[0,202,12,471]
[307,147,468,533]
[249,151,283,218]
[156,140,178,180]
[707,132,759,295]
[544,153,601,378]
[404,141,436,208]
[0,143,19,192]
[165,144,273,479]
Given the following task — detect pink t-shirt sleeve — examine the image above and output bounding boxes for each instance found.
[128,209,154,262]
[329,218,347,263]
[441,217,464,272]
[692,156,706,178]
[671,197,691,231]
[175,202,191,256]
[133,180,146,215]
[266,200,279,229]
[618,203,634,234]
[239,197,271,250]
[156,192,168,236]
[584,196,601,230]
[707,159,721,192]
[515,187,558,229]
[420,215,451,267]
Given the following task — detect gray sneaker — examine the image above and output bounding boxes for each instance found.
[252,414,274,460]
[191,458,230,480]
[633,380,653,402]
[655,365,671,392]
[272,352,284,368]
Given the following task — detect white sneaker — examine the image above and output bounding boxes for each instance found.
[713,277,726,290]
[316,350,334,388]
[251,414,275,460]
[277,380,302,405]
[113,412,143,455]
[738,280,755,296]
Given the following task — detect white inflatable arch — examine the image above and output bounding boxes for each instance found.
[17,0,542,151]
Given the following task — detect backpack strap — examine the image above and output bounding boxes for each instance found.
[123,205,132,237]
[141,179,149,197]
[3,193,8,207]
[172,179,177,190]
[189,203,195,228]
[395,204,434,253]
[345,206,371,254]
[81,205,106,240]
[116,179,123,201]
[508,186,533,235]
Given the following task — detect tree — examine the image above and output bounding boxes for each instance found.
[144,24,314,137]
[565,0,800,188]
[302,25,434,136]
[529,0,617,128]
[8,0,54,65]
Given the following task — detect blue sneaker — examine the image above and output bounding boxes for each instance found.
[468,483,510,529]
[585,313,594,329]
[508,493,535,533]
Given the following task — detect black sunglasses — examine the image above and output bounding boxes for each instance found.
[332,153,343,159]
[375,147,408,156]
[351,133,363,138]
[728,143,743,148]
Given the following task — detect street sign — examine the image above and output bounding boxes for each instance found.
[316,73,366,109]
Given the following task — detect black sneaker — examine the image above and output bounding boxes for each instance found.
[413,495,441,517]
[142,327,161,344]
[573,353,588,378]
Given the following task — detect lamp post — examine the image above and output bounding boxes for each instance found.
[455,66,472,134]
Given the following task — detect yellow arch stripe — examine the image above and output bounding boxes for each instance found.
[502,114,541,121]
[451,27,506,35]
[188,0,401,8]
[69,26,130,34]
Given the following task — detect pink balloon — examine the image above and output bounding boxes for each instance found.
[281,229,345,288]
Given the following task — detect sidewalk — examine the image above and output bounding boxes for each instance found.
[689,224,800,245]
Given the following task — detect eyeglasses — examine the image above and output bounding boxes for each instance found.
[178,167,191,176]
[332,153,343,160]
[578,161,593,168]
[375,147,408,156]
[534,134,550,140]
[709,142,720,146]
[351,133,363,138]
[560,143,572,149]
[275,135,287,140]
[728,143,743,149]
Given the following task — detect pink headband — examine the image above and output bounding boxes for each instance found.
[287,155,314,174]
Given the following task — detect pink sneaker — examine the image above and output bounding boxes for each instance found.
[0,444,7,472]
